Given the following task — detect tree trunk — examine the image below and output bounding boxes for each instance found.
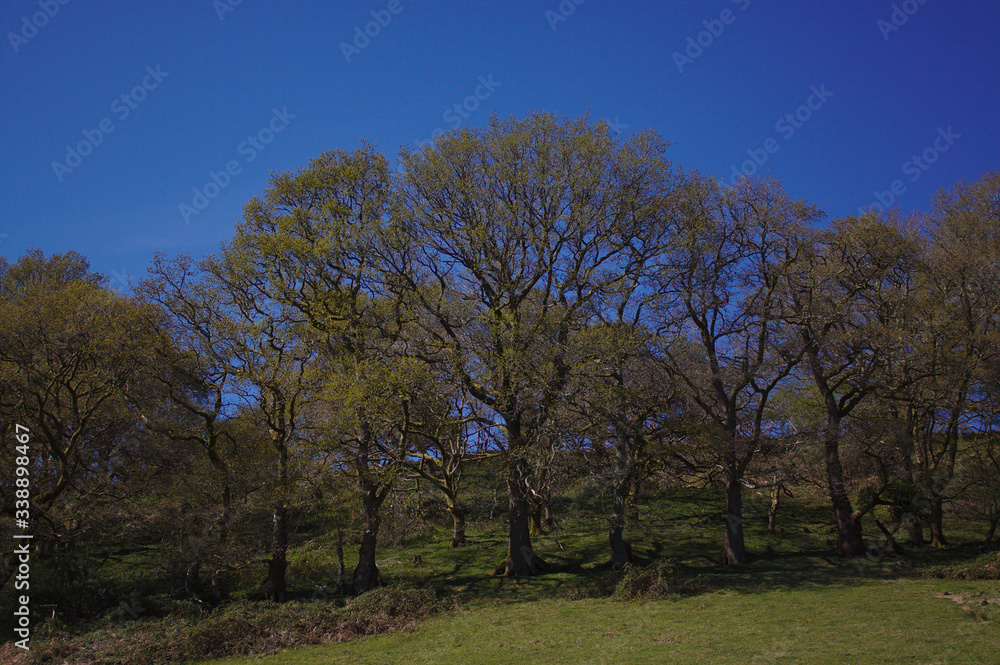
[353,493,382,594]
[353,525,380,594]
[929,498,948,548]
[899,408,923,547]
[823,415,865,557]
[210,570,224,605]
[530,502,543,537]
[721,473,746,564]
[626,475,641,525]
[983,516,998,552]
[495,453,545,576]
[447,500,467,547]
[609,486,636,566]
[266,442,289,603]
[768,482,781,534]
[541,502,555,531]
[907,518,925,546]
[874,518,905,556]
[267,503,288,602]
[267,504,288,602]
[335,529,348,594]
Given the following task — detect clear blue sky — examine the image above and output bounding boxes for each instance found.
[2,0,998,291]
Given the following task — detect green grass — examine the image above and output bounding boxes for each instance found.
[184,488,1000,664]
[195,579,1000,664]
[12,485,1000,664]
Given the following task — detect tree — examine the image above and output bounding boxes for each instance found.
[137,254,267,601]
[563,321,680,565]
[0,250,157,574]
[782,213,920,556]
[398,113,680,575]
[905,172,1000,547]
[404,383,483,548]
[227,145,416,594]
[654,175,819,564]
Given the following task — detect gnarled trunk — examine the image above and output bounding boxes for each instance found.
[609,485,636,567]
[353,523,381,594]
[447,499,467,547]
[824,417,865,556]
[495,453,546,576]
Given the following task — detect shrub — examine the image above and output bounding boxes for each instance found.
[613,558,677,601]
[349,585,440,621]
[21,586,443,664]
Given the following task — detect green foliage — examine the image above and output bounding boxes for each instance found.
[612,558,678,601]
[6,124,1000,664]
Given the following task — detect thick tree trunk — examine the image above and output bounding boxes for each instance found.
[608,493,636,567]
[185,480,232,598]
[823,415,865,557]
[353,492,383,594]
[609,440,636,566]
[929,499,948,548]
[495,454,546,576]
[353,525,380,594]
[721,473,746,564]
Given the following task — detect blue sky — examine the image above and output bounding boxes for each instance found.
[2,0,998,291]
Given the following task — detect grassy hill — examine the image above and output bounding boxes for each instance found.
[5,480,1000,664]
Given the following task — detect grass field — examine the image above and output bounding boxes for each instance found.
[186,486,1000,665]
[196,579,1000,665]
[8,485,1000,664]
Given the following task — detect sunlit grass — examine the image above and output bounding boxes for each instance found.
[197,578,1000,665]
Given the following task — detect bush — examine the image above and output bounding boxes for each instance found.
[926,555,1000,581]
[613,558,677,601]
[22,586,443,664]
[349,585,440,621]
